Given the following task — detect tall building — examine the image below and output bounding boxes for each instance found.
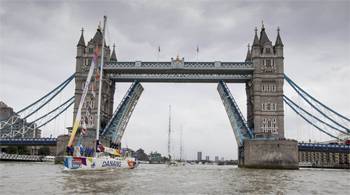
[197,151,202,161]
[205,156,209,161]
[0,101,41,138]
[215,156,219,162]
[246,24,284,138]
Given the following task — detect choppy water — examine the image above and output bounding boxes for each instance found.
[0,162,349,195]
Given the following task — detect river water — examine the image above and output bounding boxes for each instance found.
[0,162,349,195]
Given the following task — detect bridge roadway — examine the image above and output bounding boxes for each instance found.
[298,143,350,153]
[0,138,57,146]
[1,137,349,152]
[104,61,254,82]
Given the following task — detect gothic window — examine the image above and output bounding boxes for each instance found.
[261,82,277,93]
[89,48,93,53]
[266,48,271,54]
[88,115,94,127]
[266,59,271,68]
[262,118,268,132]
[262,102,277,111]
[262,59,275,72]
[272,84,276,92]
[272,118,278,134]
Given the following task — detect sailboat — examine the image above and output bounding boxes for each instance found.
[63,16,137,171]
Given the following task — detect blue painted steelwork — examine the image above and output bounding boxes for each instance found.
[0,138,57,146]
[0,97,74,138]
[298,143,350,153]
[284,95,348,135]
[285,74,350,133]
[217,81,253,146]
[0,74,75,138]
[17,74,75,119]
[36,97,74,129]
[284,96,339,139]
[101,81,144,145]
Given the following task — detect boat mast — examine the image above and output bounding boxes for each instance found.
[168,105,171,160]
[96,16,107,154]
[180,125,183,161]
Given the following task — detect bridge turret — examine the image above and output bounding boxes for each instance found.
[251,27,260,57]
[259,23,273,56]
[110,44,117,62]
[245,44,252,62]
[76,28,86,73]
[274,27,284,57]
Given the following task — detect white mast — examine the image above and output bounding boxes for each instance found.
[96,16,107,153]
[168,105,171,160]
[180,125,183,161]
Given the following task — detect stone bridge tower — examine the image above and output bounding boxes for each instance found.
[246,24,284,139]
[73,27,116,132]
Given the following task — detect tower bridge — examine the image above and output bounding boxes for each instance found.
[68,23,294,169]
[1,22,349,169]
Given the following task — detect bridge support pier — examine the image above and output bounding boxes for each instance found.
[238,139,299,169]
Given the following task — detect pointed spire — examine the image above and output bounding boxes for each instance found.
[110,43,117,61]
[275,27,284,47]
[77,28,85,47]
[259,21,271,45]
[245,44,252,61]
[91,22,106,46]
[252,27,260,46]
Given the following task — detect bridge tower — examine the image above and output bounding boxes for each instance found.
[73,26,115,133]
[246,24,284,139]
[241,24,298,169]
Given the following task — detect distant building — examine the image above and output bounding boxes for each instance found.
[205,156,209,161]
[149,151,163,164]
[215,156,219,162]
[197,151,202,161]
[0,101,41,138]
[0,101,14,121]
[134,148,149,161]
[221,157,224,161]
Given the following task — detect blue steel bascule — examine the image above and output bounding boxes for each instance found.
[1,23,349,168]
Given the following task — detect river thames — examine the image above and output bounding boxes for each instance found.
[0,162,349,194]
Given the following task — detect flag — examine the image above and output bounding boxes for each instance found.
[196,45,199,53]
[158,46,160,53]
[95,69,100,81]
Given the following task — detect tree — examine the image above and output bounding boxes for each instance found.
[38,146,50,156]
[134,148,149,161]
[17,146,30,155]
[5,146,17,154]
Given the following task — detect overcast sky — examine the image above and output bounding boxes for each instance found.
[0,0,349,160]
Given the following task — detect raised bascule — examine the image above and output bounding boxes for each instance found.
[1,23,349,168]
